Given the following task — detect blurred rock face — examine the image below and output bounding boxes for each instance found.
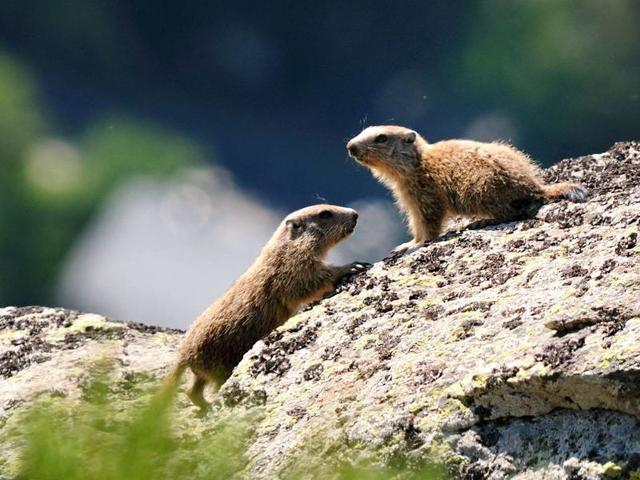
[56,167,281,328]
[57,166,403,328]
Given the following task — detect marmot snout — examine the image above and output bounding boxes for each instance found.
[348,125,587,253]
[166,204,368,411]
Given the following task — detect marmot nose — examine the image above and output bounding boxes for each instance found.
[347,141,359,157]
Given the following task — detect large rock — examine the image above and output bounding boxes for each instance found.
[1,142,639,479]
[224,142,640,479]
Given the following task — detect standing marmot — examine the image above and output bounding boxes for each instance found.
[347,125,587,253]
[166,204,367,411]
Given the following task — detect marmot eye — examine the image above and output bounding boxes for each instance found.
[318,210,334,219]
[374,134,388,143]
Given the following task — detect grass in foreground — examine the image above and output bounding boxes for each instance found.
[10,369,448,480]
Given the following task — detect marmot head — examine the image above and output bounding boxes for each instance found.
[347,125,425,176]
[280,204,358,255]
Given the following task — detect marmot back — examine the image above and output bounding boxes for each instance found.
[347,125,586,253]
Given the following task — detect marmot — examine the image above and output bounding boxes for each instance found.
[347,125,587,253]
[165,204,368,411]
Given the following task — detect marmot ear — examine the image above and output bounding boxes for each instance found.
[404,131,416,144]
[286,219,303,239]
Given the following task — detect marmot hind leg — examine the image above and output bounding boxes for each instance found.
[187,375,209,413]
[187,366,232,413]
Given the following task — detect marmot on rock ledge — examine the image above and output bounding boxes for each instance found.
[347,125,587,253]
[165,204,368,411]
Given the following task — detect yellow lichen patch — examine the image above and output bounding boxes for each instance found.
[392,360,416,378]
[0,329,28,346]
[545,303,564,317]
[321,360,344,377]
[443,381,466,399]
[513,356,536,371]
[597,346,636,370]
[418,438,463,470]
[406,335,439,353]
[417,398,472,432]
[511,361,552,382]
[352,334,379,351]
[397,275,441,288]
[611,273,639,288]
[457,311,485,322]
[493,294,518,306]
[149,331,181,345]
[231,356,252,377]
[417,298,443,310]
[408,400,427,414]
[462,373,489,393]
[44,314,125,343]
[448,327,468,342]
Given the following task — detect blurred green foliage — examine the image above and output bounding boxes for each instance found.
[0,53,204,306]
[14,370,250,480]
[7,367,447,480]
[455,0,640,153]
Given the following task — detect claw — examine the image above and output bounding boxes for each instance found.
[354,262,371,269]
[339,261,372,280]
[350,261,372,272]
[336,261,372,285]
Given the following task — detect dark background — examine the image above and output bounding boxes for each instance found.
[1,0,638,316]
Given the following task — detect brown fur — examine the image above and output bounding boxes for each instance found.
[347,125,587,252]
[165,204,366,410]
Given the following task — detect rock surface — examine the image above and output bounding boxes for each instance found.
[0,306,185,476]
[1,142,639,479]
[0,307,182,410]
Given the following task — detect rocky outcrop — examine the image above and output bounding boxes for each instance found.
[223,142,640,479]
[1,142,639,479]
[0,307,182,409]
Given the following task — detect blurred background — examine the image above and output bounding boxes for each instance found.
[0,0,638,328]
